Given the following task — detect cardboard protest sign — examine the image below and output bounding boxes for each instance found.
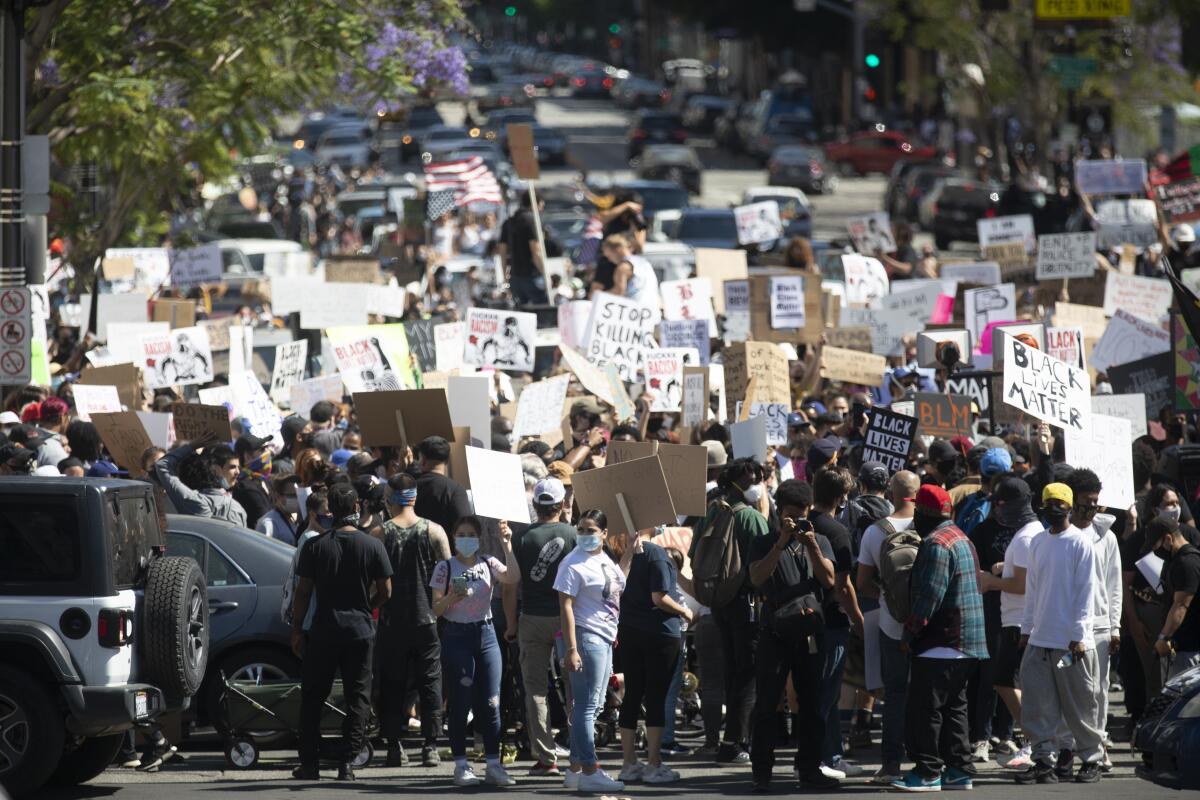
[582,292,658,382]
[946,373,991,413]
[730,415,768,462]
[403,319,438,372]
[659,319,710,364]
[464,446,531,523]
[914,392,973,439]
[1066,413,1135,509]
[607,441,708,516]
[981,242,1030,279]
[327,323,416,392]
[733,201,783,245]
[79,362,141,410]
[1174,315,1200,412]
[1053,300,1109,341]
[1154,176,1200,224]
[269,340,308,405]
[514,374,570,438]
[572,455,677,536]
[1108,351,1172,421]
[722,341,791,407]
[463,308,537,373]
[846,212,896,254]
[151,297,197,329]
[80,292,149,341]
[324,258,380,284]
[940,262,1001,286]
[769,275,806,330]
[1001,334,1090,432]
[1075,158,1147,196]
[447,374,491,448]
[681,366,708,428]
[289,374,343,414]
[825,326,873,353]
[821,346,887,387]
[1096,198,1158,248]
[862,407,916,472]
[1036,232,1097,280]
[695,248,748,314]
[722,279,751,341]
[1102,272,1172,323]
[100,256,136,281]
[434,321,465,372]
[91,412,154,477]
[198,317,233,352]
[977,214,1035,252]
[644,348,695,412]
[1090,309,1169,372]
[749,273,822,344]
[1091,393,1148,439]
[506,123,540,181]
[72,384,122,421]
[964,284,1016,349]
[140,326,213,389]
[170,402,233,444]
[352,389,454,447]
[1045,326,1086,370]
[841,253,890,304]
[169,244,222,288]
[559,344,625,411]
[300,282,370,329]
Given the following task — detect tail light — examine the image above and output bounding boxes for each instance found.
[983,207,997,218]
[632,129,647,140]
[543,77,553,87]
[602,78,614,89]
[98,608,134,648]
[809,159,823,176]
[573,78,586,87]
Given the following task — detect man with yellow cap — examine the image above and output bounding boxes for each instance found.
[1015,483,1103,785]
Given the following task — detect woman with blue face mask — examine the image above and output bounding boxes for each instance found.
[554,510,627,793]
[430,515,520,788]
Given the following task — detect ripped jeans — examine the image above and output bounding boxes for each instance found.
[442,620,503,759]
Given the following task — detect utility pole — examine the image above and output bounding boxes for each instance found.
[0,0,25,288]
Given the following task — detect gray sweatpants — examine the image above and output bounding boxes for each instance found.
[1020,645,1104,765]
[1054,635,1112,749]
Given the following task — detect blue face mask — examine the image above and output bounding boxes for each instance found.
[317,514,334,528]
[577,534,603,553]
[456,536,480,557]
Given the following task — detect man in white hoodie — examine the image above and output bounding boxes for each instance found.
[1016,483,1103,785]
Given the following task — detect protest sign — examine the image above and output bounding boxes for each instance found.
[151,297,197,329]
[229,370,282,446]
[661,278,716,329]
[464,446,531,524]
[964,284,1016,349]
[1001,335,1090,432]
[659,319,710,364]
[731,415,769,462]
[448,375,492,447]
[846,212,896,254]
[196,385,234,414]
[1103,272,1172,323]
[1091,394,1148,440]
[821,345,887,387]
[227,325,254,377]
[914,392,973,438]
[1066,413,1135,509]
[1053,300,1109,341]
[80,292,149,341]
[862,407,917,472]
[168,244,222,287]
[559,344,624,411]
[1090,309,1169,372]
[977,214,1035,252]
[72,384,122,421]
[940,262,1001,286]
[1036,232,1097,280]
[841,290,937,357]
[740,402,789,446]
[434,321,465,372]
[300,282,370,329]
[602,364,638,421]
[91,412,154,477]
[572,455,677,536]
[1075,158,1147,196]
[582,292,657,382]
[681,366,708,428]
[769,275,806,330]
[104,322,170,367]
[268,275,323,317]
[733,201,783,245]
[557,300,591,350]
[707,363,728,422]
[199,317,233,352]
[353,389,454,447]
[170,402,233,444]
[749,273,822,344]
[722,341,791,407]
[79,362,141,409]
[105,247,170,289]
[324,258,379,284]
[1174,315,1200,412]
[1108,351,1172,421]
[514,374,570,438]
[643,348,696,412]
[695,248,748,314]
[464,308,537,373]
[327,324,416,393]
[269,340,308,404]
[981,242,1030,279]
[140,326,213,389]
[840,253,890,304]
[1045,326,1086,370]
[100,256,136,281]
[1096,198,1158,248]
[946,372,991,413]
[1154,176,1200,224]
[289,374,343,414]
[403,319,438,372]
[607,441,708,516]
[136,411,173,449]
[722,279,751,341]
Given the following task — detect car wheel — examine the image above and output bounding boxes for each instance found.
[140,556,209,706]
[206,646,301,743]
[0,665,66,796]
[47,734,124,787]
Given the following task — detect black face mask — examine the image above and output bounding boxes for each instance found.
[1153,539,1173,561]
[913,512,942,537]
[1044,507,1070,527]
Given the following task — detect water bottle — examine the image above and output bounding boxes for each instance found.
[1056,651,1074,669]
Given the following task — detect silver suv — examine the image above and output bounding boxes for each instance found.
[0,478,209,796]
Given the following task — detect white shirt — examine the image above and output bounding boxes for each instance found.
[1021,525,1097,650]
[857,515,915,640]
[623,254,660,307]
[553,546,625,643]
[1088,523,1123,636]
[999,521,1044,628]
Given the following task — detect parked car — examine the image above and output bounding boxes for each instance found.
[614,77,671,109]
[740,186,813,241]
[745,112,819,162]
[669,208,741,250]
[313,127,373,169]
[628,111,688,160]
[636,145,702,195]
[681,95,732,134]
[824,129,937,176]
[417,125,476,163]
[570,69,612,98]
[767,144,836,194]
[474,82,536,114]
[929,179,1002,250]
[614,179,690,222]
[715,100,756,153]
[531,125,569,166]
[891,163,959,222]
[1135,663,1200,790]
[883,158,942,222]
[395,104,445,161]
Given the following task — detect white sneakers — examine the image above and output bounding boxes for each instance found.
[643,764,680,784]
[970,740,990,762]
[579,769,626,792]
[829,757,864,777]
[618,761,645,782]
[1000,744,1034,769]
[484,764,516,786]
[564,769,580,790]
[454,765,482,786]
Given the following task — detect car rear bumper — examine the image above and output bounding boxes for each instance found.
[62,682,168,737]
[1134,699,1200,790]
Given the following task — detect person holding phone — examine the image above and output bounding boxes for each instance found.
[431,516,521,788]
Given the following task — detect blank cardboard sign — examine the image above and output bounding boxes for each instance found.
[91,412,154,477]
[607,440,708,516]
[571,455,678,537]
[352,389,454,447]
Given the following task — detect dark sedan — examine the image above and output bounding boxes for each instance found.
[930,178,1002,250]
[571,69,612,98]
[767,145,835,194]
[681,95,732,133]
[614,180,690,222]
[892,163,958,223]
[531,125,569,166]
[671,208,741,250]
[1135,664,1200,790]
[636,145,702,196]
[628,111,688,160]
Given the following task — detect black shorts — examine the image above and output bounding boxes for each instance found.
[993,626,1024,689]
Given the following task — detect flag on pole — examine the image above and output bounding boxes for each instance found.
[425,188,456,222]
[423,156,503,208]
[1164,254,1200,346]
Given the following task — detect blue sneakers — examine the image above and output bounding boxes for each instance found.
[892,770,942,792]
[942,767,974,790]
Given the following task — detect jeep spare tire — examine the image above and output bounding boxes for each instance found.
[141,556,208,702]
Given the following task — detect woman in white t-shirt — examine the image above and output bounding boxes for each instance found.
[554,509,626,793]
[601,233,659,307]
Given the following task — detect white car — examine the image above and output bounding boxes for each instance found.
[314,127,373,168]
[215,238,307,278]
[740,185,812,213]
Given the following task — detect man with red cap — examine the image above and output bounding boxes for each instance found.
[893,484,986,792]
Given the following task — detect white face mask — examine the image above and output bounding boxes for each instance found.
[742,483,764,505]
[1159,505,1182,522]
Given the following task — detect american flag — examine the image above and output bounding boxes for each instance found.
[423,156,503,209]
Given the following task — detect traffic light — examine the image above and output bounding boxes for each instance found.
[865,53,880,69]
[504,5,516,16]
[609,23,621,34]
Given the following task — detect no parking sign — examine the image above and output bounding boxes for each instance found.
[0,288,31,385]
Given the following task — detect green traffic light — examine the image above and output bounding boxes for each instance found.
[609,23,621,34]
[505,5,516,16]
[865,53,881,68]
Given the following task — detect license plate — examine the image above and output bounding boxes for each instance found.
[135,692,148,718]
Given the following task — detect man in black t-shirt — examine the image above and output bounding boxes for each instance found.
[414,436,473,534]
[499,191,557,305]
[1149,515,1200,679]
[291,484,392,781]
[748,479,838,792]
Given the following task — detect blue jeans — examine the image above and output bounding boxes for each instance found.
[442,621,503,759]
[820,627,850,764]
[879,630,909,766]
[567,630,612,767]
[663,641,685,742]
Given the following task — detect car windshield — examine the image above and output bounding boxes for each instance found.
[775,147,818,162]
[767,114,814,135]
[633,186,689,212]
[679,213,736,239]
[639,115,681,130]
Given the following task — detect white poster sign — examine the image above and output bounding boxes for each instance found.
[1035,232,1097,280]
[72,384,122,421]
[269,275,324,317]
[940,261,1001,286]
[1065,413,1135,509]
[289,374,344,415]
[733,201,783,245]
[514,374,570,438]
[300,282,370,329]
[269,340,308,404]
[730,414,768,462]
[846,212,896,254]
[1001,334,1090,433]
[448,374,492,447]
[977,214,1036,252]
[964,283,1016,349]
[682,371,707,427]
[582,292,658,382]
[1096,199,1158,249]
[229,369,283,447]
[169,244,223,287]
[643,348,697,412]
[769,275,807,330]
[1090,309,1170,372]
[722,279,751,342]
[1102,272,1173,323]
[1091,393,1148,440]
[465,446,532,523]
[105,247,171,289]
[463,308,537,373]
[556,300,592,350]
[841,253,890,304]
[331,337,403,393]
[140,326,213,389]
[1075,158,1147,196]
[1045,326,1086,370]
[434,321,465,372]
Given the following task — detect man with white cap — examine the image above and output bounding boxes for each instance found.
[0,410,20,435]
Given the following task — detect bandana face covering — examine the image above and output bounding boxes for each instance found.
[242,452,272,480]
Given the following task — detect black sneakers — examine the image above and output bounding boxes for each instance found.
[1075,762,1101,783]
[1015,760,1058,784]
[386,742,408,767]
[292,764,320,780]
[422,744,441,766]
[337,763,356,781]
[797,769,841,791]
[1055,749,1075,778]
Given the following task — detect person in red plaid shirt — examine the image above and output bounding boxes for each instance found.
[893,484,986,792]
